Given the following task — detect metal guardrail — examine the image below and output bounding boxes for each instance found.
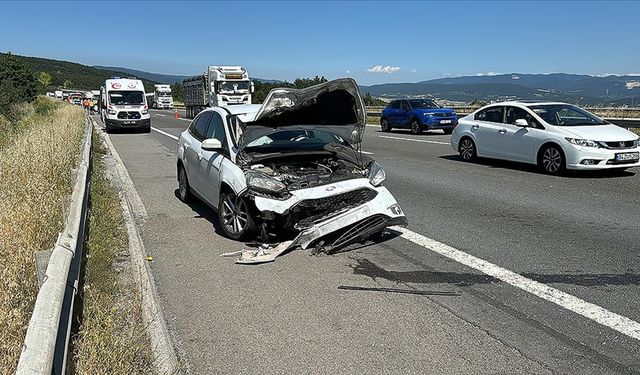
[16,117,92,375]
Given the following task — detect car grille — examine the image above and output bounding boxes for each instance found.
[434,112,454,117]
[600,140,636,149]
[117,111,142,120]
[292,188,378,229]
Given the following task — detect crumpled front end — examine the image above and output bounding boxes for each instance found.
[234,178,407,263]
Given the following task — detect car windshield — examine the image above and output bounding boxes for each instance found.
[218,81,251,93]
[529,104,607,126]
[243,129,349,153]
[109,91,144,105]
[409,99,440,109]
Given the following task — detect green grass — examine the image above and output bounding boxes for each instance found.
[70,133,153,374]
[0,99,85,374]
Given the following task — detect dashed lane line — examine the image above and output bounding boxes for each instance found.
[151,127,179,141]
[378,134,450,146]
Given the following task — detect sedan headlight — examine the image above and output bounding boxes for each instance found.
[246,171,286,194]
[565,138,602,148]
[368,161,386,186]
[634,138,639,147]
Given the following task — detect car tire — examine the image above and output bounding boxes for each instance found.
[459,137,477,161]
[177,165,192,203]
[539,145,565,175]
[143,126,151,133]
[381,118,392,132]
[410,119,422,135]
[443,129,453,135]
[218,191,254,241]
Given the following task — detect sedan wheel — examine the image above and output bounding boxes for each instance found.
[218,192,254,240]
[410,119,422,135]
[540,146,565,175]
[459,138,477,161]
[178,166,191,202]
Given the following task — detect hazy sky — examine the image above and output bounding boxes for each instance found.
[1,1,639,85]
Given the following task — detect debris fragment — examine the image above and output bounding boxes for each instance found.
[235,241,293,264]
[145,256,153,262]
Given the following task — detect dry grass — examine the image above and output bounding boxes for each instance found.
[0,100,85,374]
[70,133,153,374]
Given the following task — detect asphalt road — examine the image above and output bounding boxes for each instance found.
[104,109,640,374]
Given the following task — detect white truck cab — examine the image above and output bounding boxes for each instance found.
[152,84,173,109]
[101,78,151,132]
[183,66,254,118]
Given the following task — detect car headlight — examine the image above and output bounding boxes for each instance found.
[246,171,287,194]
[108,109,117,115]
[423,112,436,116]
[368,161,386,186]
[634,138,639,147]
[565,138,601,148]
[141,109,148,114]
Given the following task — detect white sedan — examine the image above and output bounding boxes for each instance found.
[176,79,407,263]
[451,101,640,174]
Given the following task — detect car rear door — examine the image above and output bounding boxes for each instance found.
[470,106,504,156]
[184,112,212,196]
[497,106,542,163]
[199,111,227,206]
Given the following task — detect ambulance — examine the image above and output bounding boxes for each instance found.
[100,78,151,132]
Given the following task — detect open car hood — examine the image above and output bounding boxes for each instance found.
[237,78,366,148]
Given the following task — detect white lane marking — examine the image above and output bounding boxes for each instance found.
[392,226,640,341]
[151,127,179,141]
[379,134,449,146]
[361,151,374,155]
[156,114,165,117]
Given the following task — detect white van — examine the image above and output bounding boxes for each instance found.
[101,78,151,132]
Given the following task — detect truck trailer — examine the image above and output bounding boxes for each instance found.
[183,65,253,118]
[100,78,151,133]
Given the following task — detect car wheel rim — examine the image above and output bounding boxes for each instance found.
[179,169,187,198]
[543,148,561,172]
[222,195,248,234]
[412,122,419,133]
[460,140,474,160]
[381,120,388,131]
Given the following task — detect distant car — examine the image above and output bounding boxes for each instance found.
[451,101,640,174]
[380,99,458,135]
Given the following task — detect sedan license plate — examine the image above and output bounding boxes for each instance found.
[615,152,639,161]
[440,119,452,124]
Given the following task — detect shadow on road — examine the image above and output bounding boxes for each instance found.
[439,155,636,178]
[173,189,226,237]
[351,258,640,287]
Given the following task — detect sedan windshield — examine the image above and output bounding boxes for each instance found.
[109,91,144,105]
[244,129,349,153]
[529,104,606,126]
[218,81,251,93]
[409,99,440,109]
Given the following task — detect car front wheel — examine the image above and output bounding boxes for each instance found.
[410,119,422,135]
[218,191,254,240]
[539,145,565,175]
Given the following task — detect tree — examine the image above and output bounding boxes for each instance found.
[37,71,52,93]
[63,79,72,89]
[171,83,184,102]
[0,53,37,117]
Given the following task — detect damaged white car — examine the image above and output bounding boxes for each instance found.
[176,78,407,263]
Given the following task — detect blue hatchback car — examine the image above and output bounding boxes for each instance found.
[380,99,458,135]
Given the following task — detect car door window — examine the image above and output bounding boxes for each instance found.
[204,112,227,147]
[400,101,410,111]
[189,112,211,141]
[389,101,400,109]
[505,107,541,128]
[475,107,504,123]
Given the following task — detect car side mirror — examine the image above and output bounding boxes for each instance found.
[201,138,222,151]
[515,119,529,127]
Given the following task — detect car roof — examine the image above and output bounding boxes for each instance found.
[487,100,569,107]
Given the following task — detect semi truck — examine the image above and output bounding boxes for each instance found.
[100,77,151,133]
[151,84,174,109]
[183,65,254,118]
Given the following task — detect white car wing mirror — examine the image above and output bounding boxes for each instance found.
[515,119,529,127]
[201,138,223,151]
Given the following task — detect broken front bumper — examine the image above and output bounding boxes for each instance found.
[252,178,408,251]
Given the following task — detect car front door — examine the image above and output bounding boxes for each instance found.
[199,111,227,206]
[184,112,212,196]
[470,106,505,156]
[497,106,543,163]
[398,100,412,127]
[386,100,400,125]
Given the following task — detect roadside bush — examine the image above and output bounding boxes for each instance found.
[0,54,37,118]
[0,103,85,373]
